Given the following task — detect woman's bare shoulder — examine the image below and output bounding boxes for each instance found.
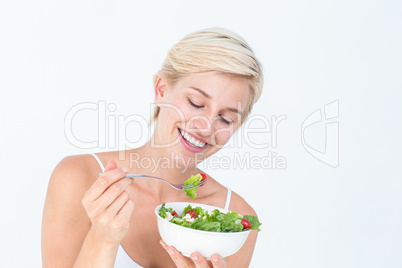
[42,154,102,267]
[50,154,100,186]
[45,154,100,215]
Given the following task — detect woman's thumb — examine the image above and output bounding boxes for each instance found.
[104,160,117,172]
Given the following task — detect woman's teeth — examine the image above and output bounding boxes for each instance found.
[180,129,206,148]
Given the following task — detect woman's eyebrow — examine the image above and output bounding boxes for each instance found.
[225,107,242,115]
[189,86,211,98]
[189,86,242,115]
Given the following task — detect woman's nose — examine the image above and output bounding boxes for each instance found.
[190,115,214,136]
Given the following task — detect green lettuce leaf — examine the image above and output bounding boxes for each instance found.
[184,174,202,199]
[243,215,262,231]
[159,203,172,219]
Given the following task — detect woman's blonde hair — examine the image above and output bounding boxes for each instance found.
[151,27,264,126]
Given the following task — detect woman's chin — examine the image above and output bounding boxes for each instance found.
[172,150,206,171]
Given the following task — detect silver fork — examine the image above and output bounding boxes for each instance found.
[98,173,207,190]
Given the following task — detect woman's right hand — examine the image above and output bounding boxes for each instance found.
[82,160,135,245]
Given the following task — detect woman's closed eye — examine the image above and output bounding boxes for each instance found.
[219,114,233,125]
[188,98,233,125]
[188,98,203,109]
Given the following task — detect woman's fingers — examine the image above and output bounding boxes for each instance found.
[209,254,226,268]
[160,240,193,267]
[82,160,134,222]
[190,252,210,267]
[114,198,135,225]
[191,253,226,268]
[79,159,135,244]
[103,191,131,219]
[84,166,128,202]
[104,159,117,172]
[93,177,133,212]
[160,240,227,268]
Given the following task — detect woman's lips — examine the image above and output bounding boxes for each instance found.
[178,128,209,153]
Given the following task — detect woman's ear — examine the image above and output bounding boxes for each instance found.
[154,76,168,104]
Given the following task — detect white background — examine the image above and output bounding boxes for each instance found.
[1,1,401,267]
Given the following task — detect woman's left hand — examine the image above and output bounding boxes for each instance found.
[160,240,226,268]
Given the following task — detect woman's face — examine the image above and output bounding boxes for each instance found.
[154,71,250,168]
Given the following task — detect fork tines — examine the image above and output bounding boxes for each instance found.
[183,179,208,190]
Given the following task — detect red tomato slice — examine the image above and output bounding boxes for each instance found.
[186,210,197,219]
[241,218,251,230]
[200,173,207,187]
[171,211,179,217]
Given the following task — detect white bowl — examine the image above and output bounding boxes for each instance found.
[154,202,251,259]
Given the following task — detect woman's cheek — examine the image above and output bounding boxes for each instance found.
[170,100,193,121]
[213,127,233,146]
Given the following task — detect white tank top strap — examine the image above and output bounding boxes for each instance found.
[224,187,232,211]
[90,153,105,173]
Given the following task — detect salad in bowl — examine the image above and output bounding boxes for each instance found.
[155,202,261,258]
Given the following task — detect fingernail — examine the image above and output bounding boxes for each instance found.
[122,167,128,173]
[212,257,219,263]
[191,255,199,261]
[168,249,175,255]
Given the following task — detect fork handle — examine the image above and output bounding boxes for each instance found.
[124,174,157,179]
[98,173,157,179]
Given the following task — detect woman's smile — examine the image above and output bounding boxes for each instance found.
[178,128,209,153]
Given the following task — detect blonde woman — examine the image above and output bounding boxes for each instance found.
[42,27,264,268]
